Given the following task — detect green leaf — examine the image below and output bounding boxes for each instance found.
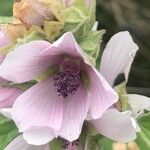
[62,0,96,40]
[135,112,150,149]
[79,30,105,55]
[100,137,114,150]
[0,114,19,150]
[49,138,62,150]
[83,134,114,150]
[78,30,105,67]
[62,7,87,36]
[64,7,86,23]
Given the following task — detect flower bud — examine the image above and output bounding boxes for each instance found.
[1,20,27,43]
[13,0,64,26]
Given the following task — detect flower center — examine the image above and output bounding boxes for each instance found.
[53,69,80,98]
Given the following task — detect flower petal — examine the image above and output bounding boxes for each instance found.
[87,66,118,119]
[100,31,139,86]
[59,85,89,141]
[5,135,50,150]
[41,32,90,64]
[23,127,56,146]
[0,87,23,108]
[127,94,150,118]
[91,109,139,143]
[0,54,8,85]
[12,78,63,132]
[0,41,52,83]
[0,30,11,48]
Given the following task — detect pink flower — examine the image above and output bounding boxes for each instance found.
[91,31,140,143]
[100,31,139,87]
[0,30,11,48]
[0,30,23,109]
[0,32,118,145]
[0,87,23,109]
[5,135,50,150]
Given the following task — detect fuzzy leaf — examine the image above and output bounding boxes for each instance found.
[79,30,105,56]
[62,0,96,39]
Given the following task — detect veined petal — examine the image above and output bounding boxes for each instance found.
[5,135,50,150]
[23,127,57,146]
[127,94,150,118]
[0,87,23,108]
[41,32,90,64]
[0,41,52,83]
[12,78,63,132]
[100,31,139,86]
[59,85,89,142]
[87,66,118,119]
[91,109,140,143]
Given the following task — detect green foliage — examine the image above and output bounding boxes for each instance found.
[82,134,114,150]
[79,30,105,56]
[0,114,19,150]
[62,0,96,39]
[49,139,62,150]
[0,0,13,16]
[79,30,105,67]
[135,112,150,149]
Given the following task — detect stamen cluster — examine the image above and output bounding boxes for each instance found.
[54,69,80,98]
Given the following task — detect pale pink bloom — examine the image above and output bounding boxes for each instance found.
[5,134,78,150]
[0,87,23,109]
[0,30,11,48]
[0,32,118,145]
[0,30,11,84]
[91,31,140,143]
[127,94,150,118]
[5,135,50,150]
[100,31,138,87]
[0,30,23,109]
